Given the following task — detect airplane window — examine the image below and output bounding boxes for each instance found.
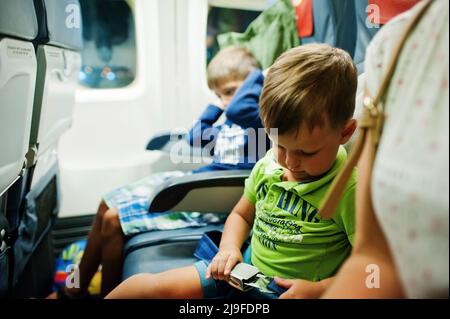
[78,0,136,89]
[207,7,261,64]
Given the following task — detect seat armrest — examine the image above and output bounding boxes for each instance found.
[146,130,212,162]
[148,170,251,213]
[146,131,186,151]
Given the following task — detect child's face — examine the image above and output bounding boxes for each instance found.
[270,118,356,182]
[214,80,244,108]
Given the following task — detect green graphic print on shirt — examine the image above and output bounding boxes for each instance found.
[244,147,356,281]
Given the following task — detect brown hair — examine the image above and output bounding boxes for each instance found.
[207,46,260,91]
[260,43,357,134]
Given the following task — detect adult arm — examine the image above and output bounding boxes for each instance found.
[321,129,404,298]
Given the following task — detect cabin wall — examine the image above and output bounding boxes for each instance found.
[58,0,212,217]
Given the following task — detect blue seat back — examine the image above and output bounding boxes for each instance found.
[354,0,380,73]
[300,0,357,58]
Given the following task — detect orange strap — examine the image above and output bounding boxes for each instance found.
[294,0,314,38]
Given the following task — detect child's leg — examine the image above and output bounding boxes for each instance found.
[53,171,189,298]
[54,200,107,297]
[64,201,124,297]
[106,265,204,299]
[99,208,125,295]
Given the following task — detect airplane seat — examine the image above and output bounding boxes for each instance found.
[30,0,82,166]
[7,0,82,298]
[0,0,37,197]
[122,224,224,279]
[0,0,38,298]
[298,0,357,58]
[122,170,250,280]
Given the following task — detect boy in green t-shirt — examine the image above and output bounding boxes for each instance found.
[106,44,358,299]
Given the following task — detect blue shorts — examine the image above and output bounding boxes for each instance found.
[193,246,278,299]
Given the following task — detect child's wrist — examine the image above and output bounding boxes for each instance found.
[219,242,240,251]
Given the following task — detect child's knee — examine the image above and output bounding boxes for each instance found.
[98,200,109,213]
[101,209,122,238]
[95,200,111,223]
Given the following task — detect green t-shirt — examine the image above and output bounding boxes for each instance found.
[244,146,357,281]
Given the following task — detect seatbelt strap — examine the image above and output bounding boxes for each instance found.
[194,231,285,295]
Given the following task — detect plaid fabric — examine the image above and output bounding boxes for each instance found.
[103,171,226,236]
[194,230,252,264]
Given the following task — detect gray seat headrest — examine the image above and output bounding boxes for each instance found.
[35,0,83,50]
[0,0,38,40]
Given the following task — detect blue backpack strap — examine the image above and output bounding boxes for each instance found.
[193,230,222,263]
[267,278,288,295]
[194,230,251,263]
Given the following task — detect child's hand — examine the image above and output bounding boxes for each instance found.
[206,246,243,281]
[275,277,326,299]
[212,96,226,111]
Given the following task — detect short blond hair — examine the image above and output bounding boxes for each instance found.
[260,44,357,134]
[207,46,260,91]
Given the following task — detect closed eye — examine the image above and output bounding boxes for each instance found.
[223,88,237,96]
[292,149,320,157]
[300,150,319,156]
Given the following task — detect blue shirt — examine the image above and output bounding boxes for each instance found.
[187,69,270,172]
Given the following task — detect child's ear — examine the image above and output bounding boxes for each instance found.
[339,119,357,145]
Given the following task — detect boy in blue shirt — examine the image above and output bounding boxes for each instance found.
[188,47,269,171]
[54,46,268,298]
